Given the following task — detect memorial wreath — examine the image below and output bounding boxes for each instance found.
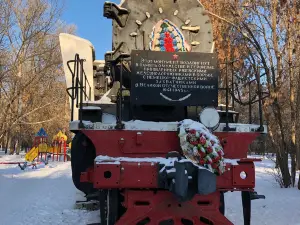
[178,119,226,175]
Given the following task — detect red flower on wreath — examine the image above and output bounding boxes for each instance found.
[198,150,206,158]
[199,159,206,165]
[199,137,206,145]
[212,156,220,163]
[190,141,198,145]
[179,121,226,176]
[189,129,196,134]
[212,163,219,169]
[207,146,213,154]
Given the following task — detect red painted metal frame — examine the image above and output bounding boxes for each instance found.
[0,162,42,165]
[83,130,260,159]
[80,130,259,190]
[117,190,233,225]
[80,161,256,191]
[81,129,259,191]
[92,162,158,188]
[52,140,67,162]
[79,129,260,224]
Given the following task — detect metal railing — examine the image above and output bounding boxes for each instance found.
[66,54,92,126]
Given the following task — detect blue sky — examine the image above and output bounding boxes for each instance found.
[62,0,120,59]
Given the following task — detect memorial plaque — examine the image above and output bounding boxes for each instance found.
[131,50,219,106]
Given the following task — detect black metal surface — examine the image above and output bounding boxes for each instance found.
[109,190,120,224]
[248,82,252,124]
[64,50,267,132]
[241,190,266,225]
[105,45,131,66]
[174,162,189,200]
[256,70,264,132]
[166,151,183,160]
[115,59,124,129]
[99,190,120,225]
[131,105,186,122]
[71,132,96,195]
[219,192,225,215]
[99,190,107,225]
[79,59,84,128]
[79,108,103,123]
[241,191,251,225]
[66,54,92,123]
[18,162,28,170]
[158,156,217,202]
[103,2,129,28]
[250,191,266,200]
[225,59,229,130]
[86,192,100,201]
[131,50,219,107]
[65,47,267,134]
[197,169,217,195]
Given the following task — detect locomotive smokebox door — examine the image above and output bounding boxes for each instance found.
[131,50,219,107]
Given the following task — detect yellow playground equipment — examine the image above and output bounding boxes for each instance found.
[24,129,70,162]
[51,130,68,162]
[25,128,49,162]
[25,147,39,162]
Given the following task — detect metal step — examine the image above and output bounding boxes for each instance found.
[75,200,100,211]
[250,191,265,200]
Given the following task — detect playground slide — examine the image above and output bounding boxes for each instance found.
[25,147,38,162]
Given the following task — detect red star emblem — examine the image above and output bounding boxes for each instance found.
[173,54,179,60]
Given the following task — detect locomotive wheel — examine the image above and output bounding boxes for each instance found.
[99,189,124,225]
[71,132,96,195]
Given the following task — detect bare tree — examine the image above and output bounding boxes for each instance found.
[202,0,299,187]
[0,0,76,152]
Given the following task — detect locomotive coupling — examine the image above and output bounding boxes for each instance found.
[158,160,217,202]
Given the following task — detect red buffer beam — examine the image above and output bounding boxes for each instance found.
[81,160,256,191]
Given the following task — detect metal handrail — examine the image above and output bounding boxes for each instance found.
[66,54,92,126]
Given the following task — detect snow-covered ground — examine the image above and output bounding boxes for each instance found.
[0,151,299,225]
[0,152,98,225]
[226,155,300,225]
